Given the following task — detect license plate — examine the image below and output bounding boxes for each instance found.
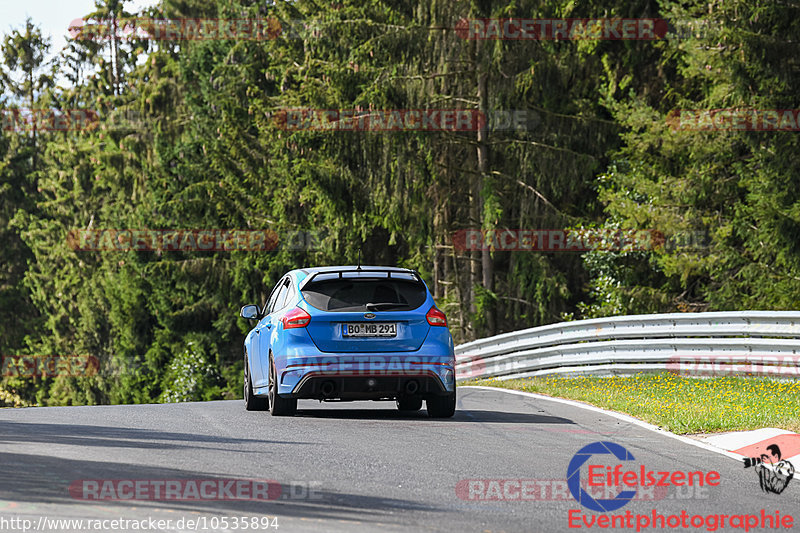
[343,323,397,337]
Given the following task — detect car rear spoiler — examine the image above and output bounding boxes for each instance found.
[300,268,423,289]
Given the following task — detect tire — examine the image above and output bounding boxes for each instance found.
[268,354,297,416]
[426,391,456,418]
[244,355,268,411]
[396,397,423,411]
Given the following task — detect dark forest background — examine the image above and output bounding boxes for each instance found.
[2,0,799,405]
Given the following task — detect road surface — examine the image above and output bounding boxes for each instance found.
[0,387,796,532]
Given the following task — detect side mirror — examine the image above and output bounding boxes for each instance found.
[240,304,260,320]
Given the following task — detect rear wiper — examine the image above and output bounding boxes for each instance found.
[366,302,408,311]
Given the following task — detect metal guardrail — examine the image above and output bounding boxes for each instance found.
[455,311,800,380]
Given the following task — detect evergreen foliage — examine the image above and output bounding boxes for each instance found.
[1,0,797,405]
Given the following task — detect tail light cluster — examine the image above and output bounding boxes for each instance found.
[426,306,448,327]
[282,307,311,329]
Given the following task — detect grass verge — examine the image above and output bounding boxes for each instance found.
[463,372,800,435]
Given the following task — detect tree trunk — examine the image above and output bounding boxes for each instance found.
[476,69,495,336]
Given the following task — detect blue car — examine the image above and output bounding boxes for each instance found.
[239,266,456,417]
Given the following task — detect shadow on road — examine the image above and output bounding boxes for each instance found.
[0,420,313,450]
[294,408,572,424]
[0,450,441,525]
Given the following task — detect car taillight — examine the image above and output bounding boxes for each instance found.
[282,307,311,329]
[426,306,447,327]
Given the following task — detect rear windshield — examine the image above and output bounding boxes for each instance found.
[301,278,428,312]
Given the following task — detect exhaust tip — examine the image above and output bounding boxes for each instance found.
[405,379,419,395]
[320,381,335,397]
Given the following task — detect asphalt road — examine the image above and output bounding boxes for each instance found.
[0,387,797,533]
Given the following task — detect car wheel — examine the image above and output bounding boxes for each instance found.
[426,391,456,418]
[268,354,297,416]
[244,355,268,411]
[396,397,423,411]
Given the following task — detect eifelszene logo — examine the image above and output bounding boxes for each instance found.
[567,441,721,512]
[566,441,795,531]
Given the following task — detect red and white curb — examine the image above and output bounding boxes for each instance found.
[701,429,800,464]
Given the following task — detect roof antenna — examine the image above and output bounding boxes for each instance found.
[357,247,362,270]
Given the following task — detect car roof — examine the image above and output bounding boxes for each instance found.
[288,266,420,287]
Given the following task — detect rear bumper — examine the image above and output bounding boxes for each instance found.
[290,371,449,400]
[261,353,455,399]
